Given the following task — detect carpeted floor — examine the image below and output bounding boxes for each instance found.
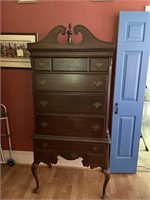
[137,102,150,172]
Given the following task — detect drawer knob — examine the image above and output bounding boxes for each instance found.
[93,102,102,109]
[94,80,103,87]
[92,146,98,152]
[92,124,101,131]
[39,62,45,68]
[96,62,103,68]
[40,100,48,107]
[40,122,48,128]
[39,79,47,85]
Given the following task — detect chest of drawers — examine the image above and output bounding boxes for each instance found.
[28,24,115,198]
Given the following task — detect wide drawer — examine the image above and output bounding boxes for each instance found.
[35,115,105,138]
[34,138,106,154]
[35,94,106,114]
[34,74,108,92]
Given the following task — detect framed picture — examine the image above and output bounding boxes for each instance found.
[17,0,38,3]
[0,33,38,68]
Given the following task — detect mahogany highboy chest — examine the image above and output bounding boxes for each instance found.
[28,24,115,198]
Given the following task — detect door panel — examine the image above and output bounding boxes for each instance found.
[123,52,141,101]
[110,12,150,173]
[117,116,135,157]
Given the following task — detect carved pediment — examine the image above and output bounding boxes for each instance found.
[27,23,115,51]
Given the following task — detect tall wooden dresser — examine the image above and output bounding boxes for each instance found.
[28,24,115,198]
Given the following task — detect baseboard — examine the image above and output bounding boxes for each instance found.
[2,150,34,165]
[2,150,84,168]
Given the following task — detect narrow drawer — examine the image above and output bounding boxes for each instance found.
[90,58,109,72]
[35,74,108,92]
[34,139,106,154]
[34,58,51,71]
[35,115,105,138]
[53,58,88,71]
[36,94,106,114]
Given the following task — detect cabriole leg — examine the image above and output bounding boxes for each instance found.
[101,168,110,199]
[31,162,39,193]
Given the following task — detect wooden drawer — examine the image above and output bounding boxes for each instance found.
[35,115,105,138]
[34,58,51,71]
[90,58,109,72]
[34,150,105,166]
[53,58,87,71]
[35,74,108,92]
[36,94,106,114]
[34,139,106,154]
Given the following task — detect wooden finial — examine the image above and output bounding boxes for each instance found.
[67,23,73,44]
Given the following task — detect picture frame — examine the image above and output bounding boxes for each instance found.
[145,5,150,11]
[17,0,38,3]
[0,33,38,68]
[91,0,113,1]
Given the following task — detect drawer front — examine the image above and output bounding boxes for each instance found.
[34,151,105,167]
[35,115,105,138]
[36,94,106,114]
[34,139,106,154]
[53,58,87,71]
[35,74,108,92]
[34,58,51,71]
[90,58,109,72]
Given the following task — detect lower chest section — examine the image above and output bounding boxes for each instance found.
[33,136,110,168]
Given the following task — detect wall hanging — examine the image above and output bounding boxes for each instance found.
[0,33,38,68]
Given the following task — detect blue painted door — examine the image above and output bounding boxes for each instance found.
[110,11,150,173]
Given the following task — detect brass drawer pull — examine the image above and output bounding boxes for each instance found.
[92,124,101,131]
[40,122,48,128]
[42,143,48,148]
[40,100,48,107]
[93,102,102,109]
[39,62,46,68]
[39,79,47,85]
[94,80,103,87]
[92,146,98,152]
[96,62,103,68]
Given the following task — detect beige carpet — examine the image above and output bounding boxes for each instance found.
[137,102,150,172]
[137,135,150,172]
[144,90,150,102]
